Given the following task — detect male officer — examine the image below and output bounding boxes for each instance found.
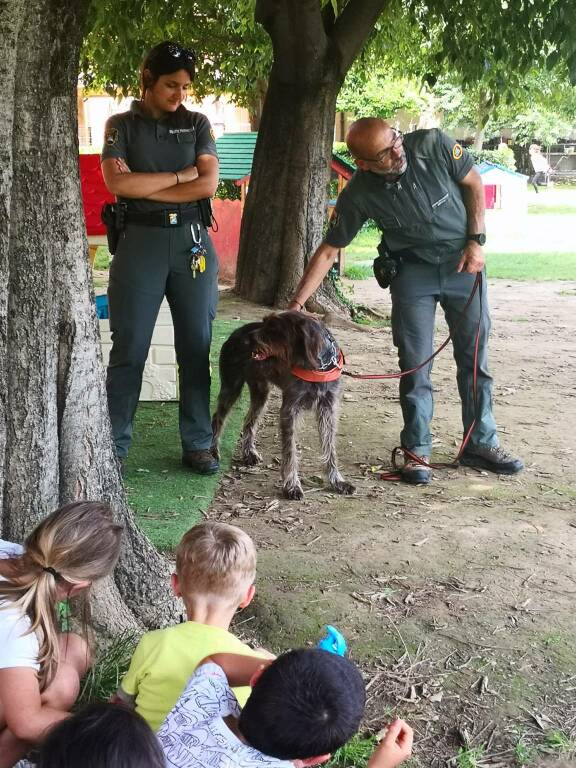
[289,118,523,485]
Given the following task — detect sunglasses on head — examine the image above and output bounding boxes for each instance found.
[165,43,196,64]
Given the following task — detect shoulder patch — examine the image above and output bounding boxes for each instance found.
[452,143,463,160]
[209,128,216,141]
[105,127,119,147]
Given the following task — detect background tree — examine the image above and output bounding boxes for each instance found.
[0,0,177,634]
[82,0,272,129]
[436,68,576,148]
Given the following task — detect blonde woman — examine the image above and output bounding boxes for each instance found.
[0,501,123,766]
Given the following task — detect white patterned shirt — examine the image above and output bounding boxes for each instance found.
[158,662,293,768]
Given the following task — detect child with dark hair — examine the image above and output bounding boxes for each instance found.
[36,703,165,768]
[158,649,413,768]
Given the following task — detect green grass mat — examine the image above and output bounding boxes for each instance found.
[123,318,246,551]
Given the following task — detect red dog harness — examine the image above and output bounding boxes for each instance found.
[291,350,345,382]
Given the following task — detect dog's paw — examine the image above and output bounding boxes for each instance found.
[243,450,262,466]
[283,483,304,500]
[331,480,356,495]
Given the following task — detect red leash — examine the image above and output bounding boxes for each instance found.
[341,273,483,481]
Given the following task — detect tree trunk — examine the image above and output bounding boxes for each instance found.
[235,0,390,309]
[0,0,178,634]
[247,80,268,132]
[236,71,342,307]
[473,89,493,150]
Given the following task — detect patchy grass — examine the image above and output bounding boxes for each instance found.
[456,746,485,768]
[329,735,378,768]
[78,632,138,705]
[544,730,576,757]
[344,264,373,281]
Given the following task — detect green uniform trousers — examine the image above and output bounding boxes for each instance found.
[107,220,218,458]
[390,256,498,457]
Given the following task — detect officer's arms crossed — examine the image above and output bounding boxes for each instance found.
[456,167,486,275]
[145,154,219,203]
[288,241,341,310]
[101,154,218,202]
[101,157,198,198]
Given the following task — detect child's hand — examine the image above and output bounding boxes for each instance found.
[368,719,413,768]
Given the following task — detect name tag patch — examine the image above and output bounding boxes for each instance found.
[432,193,449,208]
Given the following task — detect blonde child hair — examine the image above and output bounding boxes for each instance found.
[175,521,256,607]
[0,501,123,690]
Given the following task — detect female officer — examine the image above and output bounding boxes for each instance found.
[101,41,220,475]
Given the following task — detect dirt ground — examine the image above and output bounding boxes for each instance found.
[212,278,576,767]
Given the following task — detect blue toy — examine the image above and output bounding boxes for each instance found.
[317,625,347,656]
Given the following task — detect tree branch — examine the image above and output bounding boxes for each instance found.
[331,0,391,75]
[256,0,328,83]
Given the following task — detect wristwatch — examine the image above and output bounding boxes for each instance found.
[467,233,486,245]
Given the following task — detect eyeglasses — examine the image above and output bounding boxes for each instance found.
[360,130,404,163]
[165,43,197,64]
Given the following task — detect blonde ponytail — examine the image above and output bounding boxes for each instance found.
[0,501,123,690]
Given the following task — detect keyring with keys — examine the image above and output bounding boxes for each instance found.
[189,223,207,278]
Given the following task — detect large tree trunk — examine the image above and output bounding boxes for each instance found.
[235,0,390,309]
[0,0,178,633]
[236,71,342,307]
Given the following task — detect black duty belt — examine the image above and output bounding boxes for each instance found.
[125,206,201,227]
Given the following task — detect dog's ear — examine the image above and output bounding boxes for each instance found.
[297,315,325,369]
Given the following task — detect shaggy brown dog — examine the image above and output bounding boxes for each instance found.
[211,312,355,500]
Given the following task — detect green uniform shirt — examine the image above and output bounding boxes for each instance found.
[325,128,474,262]
[101,101,218,213]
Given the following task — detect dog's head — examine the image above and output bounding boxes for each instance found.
[251,311,327,369]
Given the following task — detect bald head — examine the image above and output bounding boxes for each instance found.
[346,118,393,160]
[346,117,407,178]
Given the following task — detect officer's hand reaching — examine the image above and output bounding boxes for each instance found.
[457,241,485,274]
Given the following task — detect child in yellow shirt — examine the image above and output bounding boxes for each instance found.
[115,521,267,731]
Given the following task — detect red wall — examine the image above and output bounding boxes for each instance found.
[80,155,242,282]
[210,198,242,283]
[80,154,114,235]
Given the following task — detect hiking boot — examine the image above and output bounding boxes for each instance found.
[401,456,432,485]
[182,449,220,475]
[460,445,523,475]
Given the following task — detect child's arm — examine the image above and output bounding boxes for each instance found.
[0,668,70,744]
[200,653,273,687]
[368,720,413,768]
